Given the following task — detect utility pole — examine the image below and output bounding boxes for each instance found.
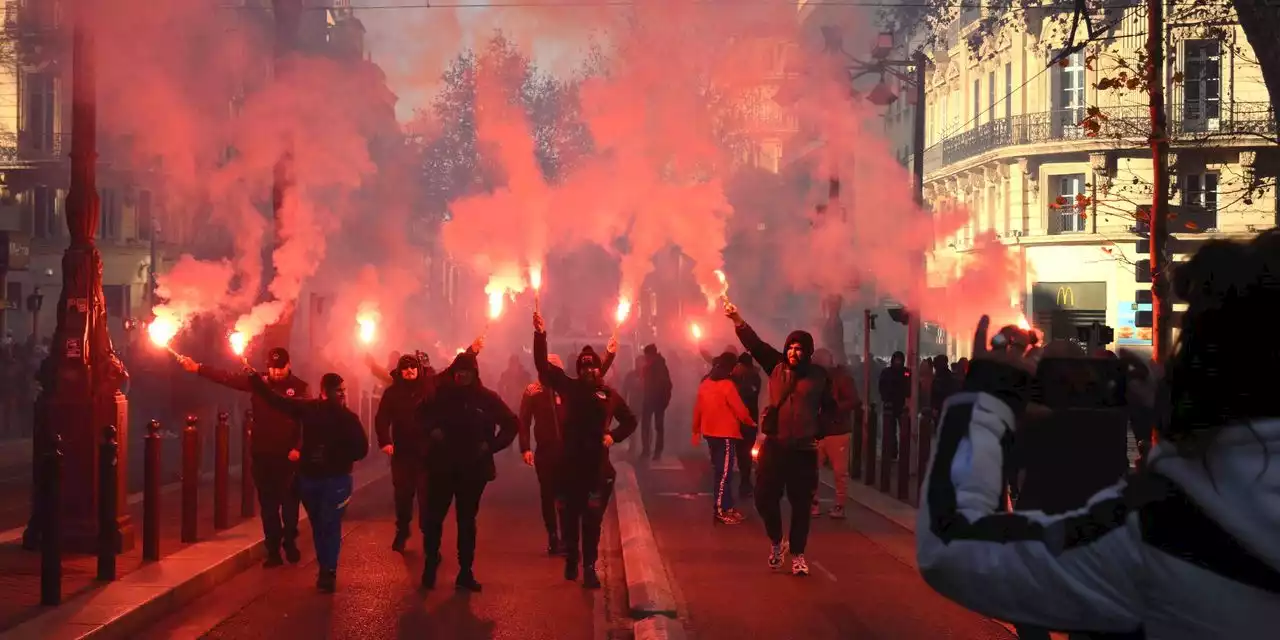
[263,0,303,354]
[905,50,927,423]
[1147,0,1172,361]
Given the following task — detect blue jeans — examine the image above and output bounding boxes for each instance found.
[299,475,354,572]
[707,437,737,512]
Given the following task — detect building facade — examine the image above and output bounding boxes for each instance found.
[892,7,1277,356]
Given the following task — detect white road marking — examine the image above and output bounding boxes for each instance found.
[811,560,838,582]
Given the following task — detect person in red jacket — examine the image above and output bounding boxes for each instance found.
[692,352,757,524]
[180,347,307,567]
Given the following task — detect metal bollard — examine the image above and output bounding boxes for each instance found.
[915,412,934,503]
[849,405,863,480]
[863,403,878,487]
[40,434,62,606]
[879,408,893,493]
[181,415,199,543]
[144,420,162,561]
[214,411,230,530]
[241,410,255,518]
[897,414,913,502]
[98,426,119,582]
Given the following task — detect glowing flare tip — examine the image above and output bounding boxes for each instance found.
[229,331,248,356]
[488,291,504,320]
[529,266,542,291]
[147,316,180,348]
[690,323,703,340]
[356,314,377,345]
[615,298,632,325]
[1017,315,1031,330]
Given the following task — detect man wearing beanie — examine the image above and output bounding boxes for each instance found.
[723,302,833,577]
[246,368,368,593]
[532,311,635,588]
[374,353,438,552]
[179,346,309,567]
[416,351,519,592]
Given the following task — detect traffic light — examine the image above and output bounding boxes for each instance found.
[1136,289,1152,305]
[1136,310,1152,328]
[1135,258,1151,283]
[887,307,910,325]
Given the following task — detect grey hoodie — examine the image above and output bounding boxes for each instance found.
[917,391,1280,639]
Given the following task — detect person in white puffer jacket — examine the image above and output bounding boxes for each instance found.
[916,230,1280,639]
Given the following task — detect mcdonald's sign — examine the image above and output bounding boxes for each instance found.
[1032,282,1106,311]
[1056,286,1075,308]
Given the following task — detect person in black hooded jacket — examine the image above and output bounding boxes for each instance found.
[533,311,637,589]
[724,302,833,578]
[415,351,519,592]
[374,354,440,552]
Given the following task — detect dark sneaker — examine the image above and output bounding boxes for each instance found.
[714,510,744,525]
[564,561,579,581]
[582,564,601,589]
[810,501,821,517]
[392,531,409,553]
[547,536,562,556]
[421,554,441,590]
[828,505,846,519]
[455,572,482,592]
[263,551,284,568]
[768,541,788,570]
[283,543,301,564]
[316,569,337,593]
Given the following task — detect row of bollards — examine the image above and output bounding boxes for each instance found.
[848,403,934,508]
[40,409,256,606]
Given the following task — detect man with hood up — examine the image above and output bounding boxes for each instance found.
[416,352,519,592]
[374,353,439,552]
[724,303,833,577]
[533,311,636,589]
[638,344,673,460]
[519,353,570,556]
[180,347,308,567]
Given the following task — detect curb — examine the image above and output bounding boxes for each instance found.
[5,462,390,639]
[612,461,687,638]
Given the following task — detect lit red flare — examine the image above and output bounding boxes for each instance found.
[615,298,632,325]
[147,316,180,349]
[488,291,504,320]
[356,312,378,345]
[690,322,703,341]
[229,331,248,356]
[529,265,542,291]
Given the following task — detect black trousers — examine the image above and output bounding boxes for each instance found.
[882,406,905,458]
[252,453,301,551]
[534,449,563,539]
[560,476,614,567]
[637,404,666,455]
[391,455,427,534]
[422,473,488,572]
[754,441,818,554]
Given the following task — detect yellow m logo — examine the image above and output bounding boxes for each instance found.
[1056,287,1075,307]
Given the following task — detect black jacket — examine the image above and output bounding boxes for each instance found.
[248,375,368,477]
[535,330,637,486]
[641,353,673,409]
[879,365,911,409]
[735,323,833,448]
[200,365,309,456]
[373,366,437,459]
[416,381,519,481]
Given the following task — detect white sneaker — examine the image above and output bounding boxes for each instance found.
[791,554,810,576]
[768,541,789,570]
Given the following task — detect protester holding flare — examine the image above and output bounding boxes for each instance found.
[244,364,368,594]
[533,311,635,589]
[178,347,308,568]
[723,302,833,577]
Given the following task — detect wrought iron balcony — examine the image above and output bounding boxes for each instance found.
[926,102,1277,171]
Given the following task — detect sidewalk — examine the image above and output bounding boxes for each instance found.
[2,459,390,639]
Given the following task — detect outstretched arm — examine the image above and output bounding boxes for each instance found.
[600,341,618,378]
[533,320,572,393]
[194,362,253,392]
[247,373,308,421]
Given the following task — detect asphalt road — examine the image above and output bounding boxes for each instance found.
[137,456,629,640]
[635,454,1017,640]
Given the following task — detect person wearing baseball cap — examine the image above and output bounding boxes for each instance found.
[179,346,309,568]
[374,353,436,552]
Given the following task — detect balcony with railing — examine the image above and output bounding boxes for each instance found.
[923,102,1276,172]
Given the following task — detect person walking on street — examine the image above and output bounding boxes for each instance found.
[179,348,307,567]
[416,352,519,592]
[810,348,860,519]
[374,354,437,552]
[732,352,763,498]
[247,369,368,593]
[638,344,673,460]
[692,352,756,524]
[533,312,636,588]
[724,302,832,577]
[519,353,570,555]
[878,351,911,459]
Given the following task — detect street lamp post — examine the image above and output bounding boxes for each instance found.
[823,29,929,423]
[25,287,43,343]
[22,4,133,553]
